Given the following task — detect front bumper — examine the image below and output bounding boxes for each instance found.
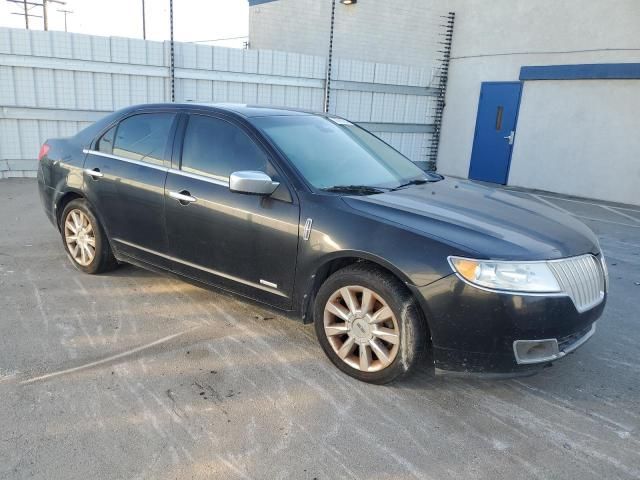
[409,274,605,374]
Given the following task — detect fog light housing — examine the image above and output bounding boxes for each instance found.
[513,338,560,364]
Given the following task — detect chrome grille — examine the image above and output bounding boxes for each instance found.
[548,255,605,313]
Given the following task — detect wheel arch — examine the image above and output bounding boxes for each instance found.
[55,191,112,245]
[301,252,430,334]
[55,190,85,230]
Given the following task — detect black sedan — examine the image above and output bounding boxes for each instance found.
[37,104,607,384]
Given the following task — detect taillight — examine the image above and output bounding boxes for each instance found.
[38,143,50,161]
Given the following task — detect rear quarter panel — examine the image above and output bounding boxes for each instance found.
[38,137,87,228]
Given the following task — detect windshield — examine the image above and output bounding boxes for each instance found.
[252,115,437,190]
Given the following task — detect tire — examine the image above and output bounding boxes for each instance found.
[60,198,118,274]
[314,263,427,384]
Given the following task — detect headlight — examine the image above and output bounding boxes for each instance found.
[448,256,561,293]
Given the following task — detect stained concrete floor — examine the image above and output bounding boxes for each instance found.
[1,178,639,479]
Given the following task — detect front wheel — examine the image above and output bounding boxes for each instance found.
[314,264,427,384]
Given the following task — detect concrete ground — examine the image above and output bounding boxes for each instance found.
[0,178,639,480]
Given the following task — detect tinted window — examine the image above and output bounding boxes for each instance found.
[181,115,270,179]
[97,125,115,154]
[112,113,175,166]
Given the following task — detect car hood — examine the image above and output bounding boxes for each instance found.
[342,178,600,260]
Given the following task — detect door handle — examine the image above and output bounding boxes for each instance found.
[169,190,197,204]
[504,130,515,145]
[84,168,104,179]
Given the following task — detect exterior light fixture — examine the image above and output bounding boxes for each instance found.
[340,0,357,4]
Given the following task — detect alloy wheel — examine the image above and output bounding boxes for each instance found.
[323,285,400,372]
[64,209,96,266]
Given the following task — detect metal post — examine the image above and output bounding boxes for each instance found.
[141,0,146,39]
[43,0,48,30]
[323,0,337,113]
[426,11,455,171]
[169,0,175,102]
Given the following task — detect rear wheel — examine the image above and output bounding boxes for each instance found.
[314,263,427,384]
[61,199,117,274]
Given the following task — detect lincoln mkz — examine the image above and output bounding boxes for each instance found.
[37,104,607,383]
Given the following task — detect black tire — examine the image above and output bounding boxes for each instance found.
[314,263,428,384]
[60,198,118,274]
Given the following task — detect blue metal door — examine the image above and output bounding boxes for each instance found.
[469,82,522,184]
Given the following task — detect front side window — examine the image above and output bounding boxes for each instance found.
[112,113,175,166]
[181,115,271,180]
[252,115,433,190]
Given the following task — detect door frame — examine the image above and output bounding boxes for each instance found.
[468,81,524,184]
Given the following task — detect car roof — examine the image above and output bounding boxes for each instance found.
[128,102,321,118]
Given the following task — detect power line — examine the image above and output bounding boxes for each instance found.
[191,35,249,44]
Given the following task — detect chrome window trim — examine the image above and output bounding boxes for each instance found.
[83,149,230,187]
[83,149,168,172]
[113,238,286,298]
[167,168,229,187]
[513,322,596,365]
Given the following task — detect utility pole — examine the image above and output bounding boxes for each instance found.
[23,0,29,29]
[57,8,72,32]
[43,0,65,30]
[8,0,41,30]
[141,0,146,39]
[7,0,66,31]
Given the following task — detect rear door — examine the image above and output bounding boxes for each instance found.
[469,82,522,184]
[83,111,178,267]
[164,113,300,308]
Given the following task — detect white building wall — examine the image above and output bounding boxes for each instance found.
[437,0,640,205]
[508,80,640,205]
[249,0,444,68]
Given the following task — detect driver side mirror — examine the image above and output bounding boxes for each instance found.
[229,171,280,195]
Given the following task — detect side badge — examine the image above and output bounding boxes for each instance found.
[303,218,313,241]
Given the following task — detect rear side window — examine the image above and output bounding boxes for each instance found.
[181,115,271,179]
[97,125,116,154]
[112,113,176,166]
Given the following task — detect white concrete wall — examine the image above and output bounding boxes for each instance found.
[249,0,444,68]
[437,0,640,205]
[508,80,640,205]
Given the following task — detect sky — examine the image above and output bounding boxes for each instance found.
[0,0,250,48]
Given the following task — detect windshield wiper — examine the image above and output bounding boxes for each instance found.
[321,185,388,195]
[392,174,444,191]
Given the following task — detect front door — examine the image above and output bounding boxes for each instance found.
[469,82,522,184]
[164,113,300,309]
